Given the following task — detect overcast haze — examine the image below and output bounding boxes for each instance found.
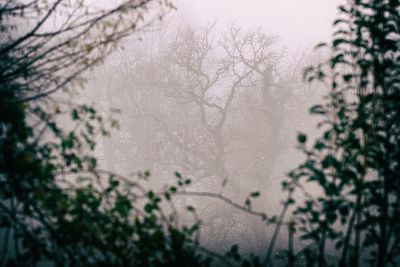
[178,0,342,50]
[80,0,344,257]
[3,1,398,265]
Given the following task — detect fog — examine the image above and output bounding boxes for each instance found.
[179,0,340,50]
[83,0,337,260]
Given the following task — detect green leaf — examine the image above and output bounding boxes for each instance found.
[114,195,132,218]
[335,240,343,249]
[286,198,295,205]
[245,198,251,209]
[111,119,120,129]
[85,45,93,53]
[225,244,241,262]
[343,74,354,82]
[250,191,260,198]
[310,105,326,115]
[333,19,348,25]
[268,216,277,224]
[339,205,349,216]
[170,186,177,193]
[297,133,307,144]
[338,5,349,13]
[109,176,119,190]
[314,141,326,150]
[71,109,79,120]
[144,203,154,213]
[187,206,195,212]
[314,42,327,49]
[333,38,348,47]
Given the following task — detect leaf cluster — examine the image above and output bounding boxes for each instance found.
[284,1,400,266]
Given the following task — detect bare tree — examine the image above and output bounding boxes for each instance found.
[0,0,172,104]
[94,23,318,253]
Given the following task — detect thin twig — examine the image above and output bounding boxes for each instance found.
[175,191,267,219]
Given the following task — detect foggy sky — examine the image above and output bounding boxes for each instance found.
[177,0,343,50]
[87,0,343,257]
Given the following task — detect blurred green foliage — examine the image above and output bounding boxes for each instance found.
[0,1,211,266]
[283,1,400,266]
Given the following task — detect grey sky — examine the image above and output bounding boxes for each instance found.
[177,0,342,50]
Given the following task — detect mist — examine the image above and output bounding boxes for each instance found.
[2,0,399,265]
[80,0,336,259]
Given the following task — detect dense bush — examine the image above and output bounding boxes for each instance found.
[283,1,400,266]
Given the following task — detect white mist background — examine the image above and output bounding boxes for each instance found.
[85,0,345,256]
[178,0,341,51]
